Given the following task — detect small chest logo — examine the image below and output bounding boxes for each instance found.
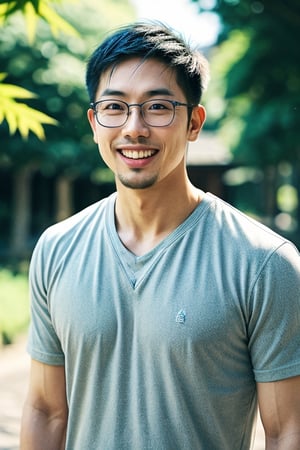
[176,309,186,324]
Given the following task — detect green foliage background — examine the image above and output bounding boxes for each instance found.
[194,0,300,167]
[0,269,29,344]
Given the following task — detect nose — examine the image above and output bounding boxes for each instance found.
[121,106,150,139]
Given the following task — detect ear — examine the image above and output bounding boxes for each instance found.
[87,108,99,144]
[187,105,206,142]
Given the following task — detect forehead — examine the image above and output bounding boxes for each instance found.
[95,57,183,99]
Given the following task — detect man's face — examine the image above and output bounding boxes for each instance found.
[88,57,205,191]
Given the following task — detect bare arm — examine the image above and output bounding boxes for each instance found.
[257,375,300,449]
[20,359,68,450]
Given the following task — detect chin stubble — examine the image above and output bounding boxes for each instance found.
[117,172,158,190]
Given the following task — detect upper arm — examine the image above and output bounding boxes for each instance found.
[25,358,68,417]
[257,376,300,448]
[21,359,68,449]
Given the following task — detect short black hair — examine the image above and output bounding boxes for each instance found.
[86,21,209,105]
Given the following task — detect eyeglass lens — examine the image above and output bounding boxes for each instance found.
[94,99,176,127]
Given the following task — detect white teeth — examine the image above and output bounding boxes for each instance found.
[121,149,155,159]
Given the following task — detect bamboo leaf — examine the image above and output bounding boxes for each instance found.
[0,83,37,99]
[0,73,8,82]
[0,1,78,40]
[39,1,78,37]
[23,1,38,44]
[0,1,19,19]
[0,1,32,21]
[5,107,18,135]
[0,93,58,140]
[0,4,8,24]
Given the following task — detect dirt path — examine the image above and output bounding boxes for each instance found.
[0,337,265,449]
[0,336,29,450]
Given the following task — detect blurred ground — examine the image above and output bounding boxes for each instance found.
[0,336,29,450]
[0,336,265,449]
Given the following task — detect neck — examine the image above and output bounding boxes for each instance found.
[114,176,204,256]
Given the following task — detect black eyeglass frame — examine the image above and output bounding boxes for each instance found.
[89,99,195,128]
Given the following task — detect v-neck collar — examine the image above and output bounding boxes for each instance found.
[105,192,212,288]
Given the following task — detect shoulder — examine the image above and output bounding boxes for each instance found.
[202,193,300,288]
[48,195,112,236]
[31,194,115,267]
[206,193,298,254]
[43,194,113,240]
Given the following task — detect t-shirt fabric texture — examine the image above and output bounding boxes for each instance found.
[27,192,300,450]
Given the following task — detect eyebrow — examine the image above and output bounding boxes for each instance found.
[147,88,175,97]
[100,89,125,97]
[100,88,175,98]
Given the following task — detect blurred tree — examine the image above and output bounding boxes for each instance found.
[196,0,300,164]
[192,0,300,243]
[0,0,135,259]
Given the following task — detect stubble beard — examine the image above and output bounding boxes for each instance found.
[117,170,158,190]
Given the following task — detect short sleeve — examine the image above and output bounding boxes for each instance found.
[248,242,300,382]
[27,232,65,366]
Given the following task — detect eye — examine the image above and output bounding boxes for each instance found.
[150,103,166,110]
[105,101,125,111]
[147,100,172,112]
[97,100,126,113]
[149,100,171,110]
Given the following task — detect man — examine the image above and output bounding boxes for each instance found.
[20,22,300,449]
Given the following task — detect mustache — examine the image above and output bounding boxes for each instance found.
[115,136,157,146]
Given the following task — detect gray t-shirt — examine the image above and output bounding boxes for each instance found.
[28,192,300,449]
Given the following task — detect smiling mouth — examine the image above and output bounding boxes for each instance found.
[120,149,157,160]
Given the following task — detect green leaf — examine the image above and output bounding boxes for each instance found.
[0,91,58,140]
[39,1,78,38]
[0,0,78,41]
[0,72,8,82]
[23,1,38,44]
[0,82,37,99]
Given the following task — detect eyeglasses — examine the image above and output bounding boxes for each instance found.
[90,99,194,128]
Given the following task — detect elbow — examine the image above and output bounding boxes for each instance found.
[265,431,300,450]
[20,403,68,450]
